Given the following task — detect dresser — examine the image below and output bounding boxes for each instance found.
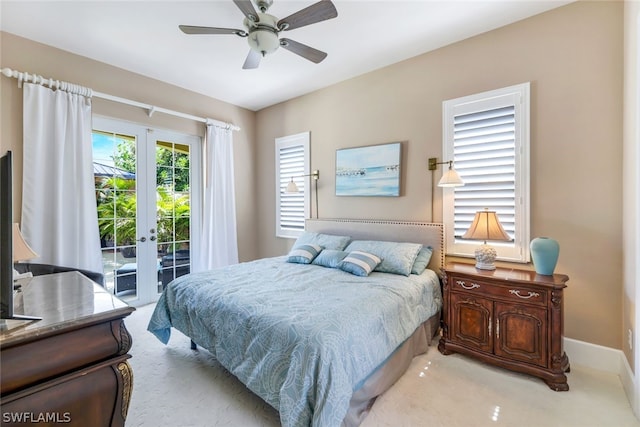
[1,272,135,426]
[438,262,570,391]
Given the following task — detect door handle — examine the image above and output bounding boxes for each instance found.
[137,237,147,242]
[149,236,156,241]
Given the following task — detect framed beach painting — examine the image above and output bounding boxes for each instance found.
[335,142,401,196]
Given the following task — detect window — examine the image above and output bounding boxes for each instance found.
[275,132,310,238]
[442,83,530,262]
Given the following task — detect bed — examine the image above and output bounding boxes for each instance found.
[148,219,444,427]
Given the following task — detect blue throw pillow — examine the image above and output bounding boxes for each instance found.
[312,250,348,268]
[292,232,351,251]
[411,246,434,275]
[287,244,323,264]
[344,240,422,276]
[338,251,382,277]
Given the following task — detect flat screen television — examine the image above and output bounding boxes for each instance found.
[1,150,39,321]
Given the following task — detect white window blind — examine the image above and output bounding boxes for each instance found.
[452,106,516,238]
[443,83,530,262]
[275,132,310,238]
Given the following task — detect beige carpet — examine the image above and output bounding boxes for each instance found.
[125,303,639,427]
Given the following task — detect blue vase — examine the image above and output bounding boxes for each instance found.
[530,237,559,275]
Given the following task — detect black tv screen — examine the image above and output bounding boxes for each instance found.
[0,150,14,318]
[1,151,40,321]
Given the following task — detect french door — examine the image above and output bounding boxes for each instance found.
[92,117,201,306]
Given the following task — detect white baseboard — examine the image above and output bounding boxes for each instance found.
[621,350,637,415]
[564,337,637,416]
[564,337,624,374]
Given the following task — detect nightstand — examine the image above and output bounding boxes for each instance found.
[438,262,570,391]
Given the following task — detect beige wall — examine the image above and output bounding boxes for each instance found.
[623,0,640,372]
[256,1,624,349]
[0,31,258,262]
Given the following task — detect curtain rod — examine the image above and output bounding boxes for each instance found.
[1,67,241,132]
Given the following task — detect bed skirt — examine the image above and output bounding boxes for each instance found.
[343,311,441,427]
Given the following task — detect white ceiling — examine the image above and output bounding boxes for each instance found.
[0,1,573,111]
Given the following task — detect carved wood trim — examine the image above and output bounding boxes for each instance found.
[112,320,133,355]
[117,361,133,420]
[551,290,563,308]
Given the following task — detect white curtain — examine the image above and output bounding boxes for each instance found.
[21,83,102,273]
[193,123,239,272]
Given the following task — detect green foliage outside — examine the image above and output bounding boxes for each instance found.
[113,141,189,190]
[96,141,190,255]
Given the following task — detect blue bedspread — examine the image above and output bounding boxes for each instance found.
[148,256,441,427]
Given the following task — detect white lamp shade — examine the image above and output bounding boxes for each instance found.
[438,168,464,187]
[13,223,38,262]
[462,210,511,242]
[286,179,299,193]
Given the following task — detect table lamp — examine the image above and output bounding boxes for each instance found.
[13,223,38,280]
[462,209,511,270]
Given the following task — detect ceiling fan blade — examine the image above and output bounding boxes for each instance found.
[233,0,260,23]
[280,38,327,64]
[277,0,338,31]
[242,49,262,69]
[179,25,246,36]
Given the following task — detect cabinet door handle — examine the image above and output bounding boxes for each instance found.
[509,290,540,299]
[457,280,480,290]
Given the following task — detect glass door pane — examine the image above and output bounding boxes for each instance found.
[93,130,139,298]
[156,141,191,292]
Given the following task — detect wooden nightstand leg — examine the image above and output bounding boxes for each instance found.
[438,338,454,355]
[544,376,569,391]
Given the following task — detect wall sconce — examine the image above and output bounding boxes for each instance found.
[428,158,464,221]
[285,170,320,218]
[428,158,464,187]
[462,208,512,270]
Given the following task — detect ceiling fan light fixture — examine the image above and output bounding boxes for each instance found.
[248,27,280,55]
[245,13,280,56]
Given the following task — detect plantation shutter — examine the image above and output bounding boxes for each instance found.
[452,106,516,240]
[442,83,530,262]
[275,132,310,238]
[279,144,305,231]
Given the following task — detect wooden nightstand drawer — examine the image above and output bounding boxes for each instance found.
[450,276,547,307]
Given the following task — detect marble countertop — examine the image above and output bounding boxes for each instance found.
[1,271,135,345]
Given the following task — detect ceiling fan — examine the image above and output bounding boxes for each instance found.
[179,0,338,69]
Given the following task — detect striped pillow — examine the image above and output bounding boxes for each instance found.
[287,244,323,264]
[338,251,382,277]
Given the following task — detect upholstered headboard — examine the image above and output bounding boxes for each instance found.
[305,219,444,274]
